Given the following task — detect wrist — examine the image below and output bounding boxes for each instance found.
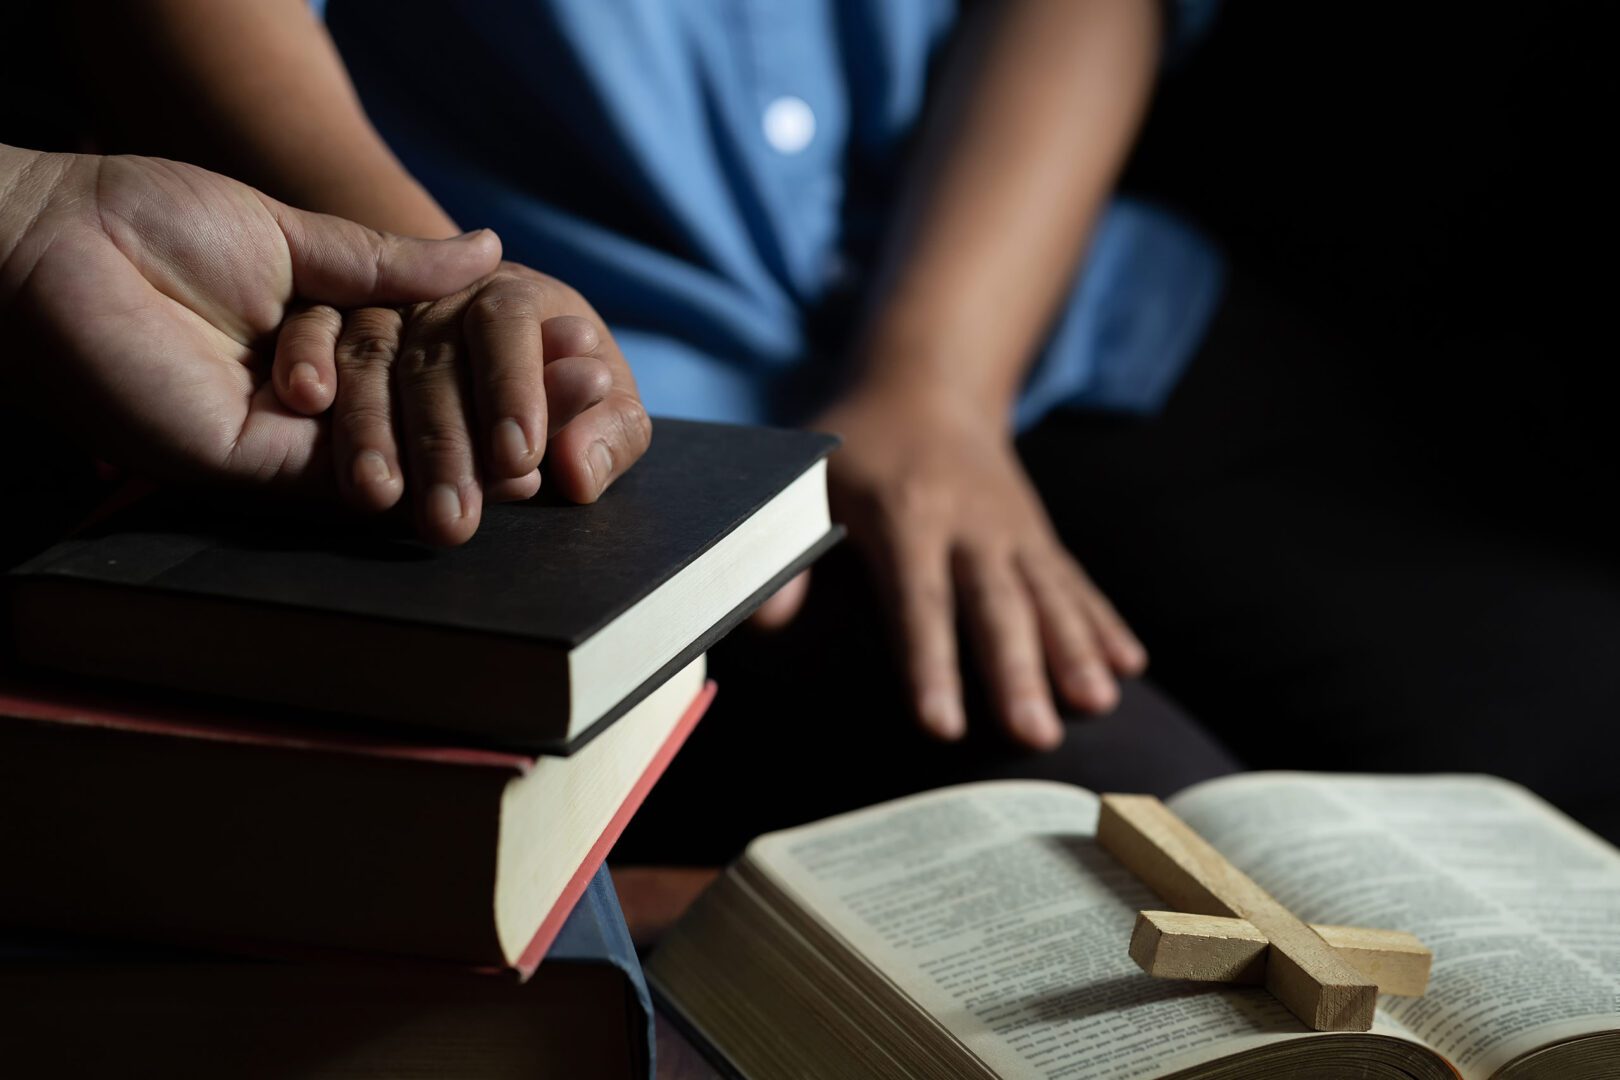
[842,347,1020,434]
[827,367,1014,445]
[845,302,1028,428]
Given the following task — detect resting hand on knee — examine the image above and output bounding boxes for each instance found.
[777,381,1148,750]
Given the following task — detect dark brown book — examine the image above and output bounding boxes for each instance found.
[6,419,836,751]
[0,659,711,972]
[2,865,655,1078]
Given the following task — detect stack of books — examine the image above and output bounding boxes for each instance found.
[0,419,837,1076]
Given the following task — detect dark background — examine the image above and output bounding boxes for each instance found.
[1122,2,1613,547]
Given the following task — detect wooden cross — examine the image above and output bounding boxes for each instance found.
[1096,794,1433,1032]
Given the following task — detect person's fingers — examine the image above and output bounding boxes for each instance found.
[751,569,811,631]
[546,387,652,504]
[485,470,543,503]
[268,196,502,307]
[874,528,964,741]
[956,547,1064,750]
[1058,559,1148,676]
[541,314,600,361]
[463,277,548,482]
[542,355,613,433]
[543,305,652,503]
[330,307,407,514]
[271,304,343,416]
[1021,551,1118,714]
[396,302,483,546]
[1081,589,1148,676]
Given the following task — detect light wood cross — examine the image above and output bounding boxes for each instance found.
[1096,794,1433,1032]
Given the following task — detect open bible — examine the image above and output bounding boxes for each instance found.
[649,774,1620,1079]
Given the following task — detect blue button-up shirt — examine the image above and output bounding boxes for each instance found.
[322,0,1222,428]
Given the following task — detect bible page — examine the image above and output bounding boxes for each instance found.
[748,781,1423,1080]
[1169,773,1620,1078]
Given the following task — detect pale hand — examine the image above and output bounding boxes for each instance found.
[760,383,1146,749]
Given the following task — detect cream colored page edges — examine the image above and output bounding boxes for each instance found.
[493,654,706,960]
[1168,773,1620,1079]
[748,781,1415,1080]
[567,460,828,736]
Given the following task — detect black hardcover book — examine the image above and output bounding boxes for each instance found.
[6,419,838,752]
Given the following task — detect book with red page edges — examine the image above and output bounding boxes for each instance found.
[0,656,714,976]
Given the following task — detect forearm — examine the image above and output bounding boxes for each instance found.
[853,0,1161,418]
[72,0,456,238]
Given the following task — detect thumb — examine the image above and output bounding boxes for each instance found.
[266,198,502,307]
[751,569,812,631]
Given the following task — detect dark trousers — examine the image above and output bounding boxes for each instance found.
[617,577,1239,863]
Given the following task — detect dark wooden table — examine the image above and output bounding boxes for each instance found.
[610,867,724,1080]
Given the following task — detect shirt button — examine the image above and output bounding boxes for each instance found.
[762,96,816,155]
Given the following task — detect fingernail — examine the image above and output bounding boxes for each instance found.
[428,483,464,524]
[1087,668,1120,711]
[920,691,966,740]
[352,450,391,488]
[1011,698,1064,748]
[290,361,322,397]
[586,441,613,492]
[1067,664,1119,711]
[494,418,531,469]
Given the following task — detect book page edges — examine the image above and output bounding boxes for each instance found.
[567,459,829,737]
[508,676,716,978]
[0,681,534,771]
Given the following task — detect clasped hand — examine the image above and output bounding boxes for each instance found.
[271,261,649,545]
[0,148,649,542]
